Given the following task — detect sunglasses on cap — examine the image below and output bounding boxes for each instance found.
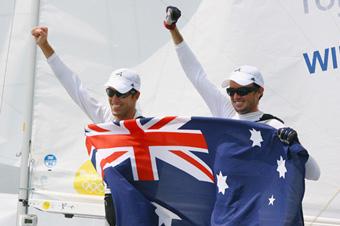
[226,86,259,97]
[106,88,136,98]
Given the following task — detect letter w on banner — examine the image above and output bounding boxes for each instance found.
[85,116,308,226]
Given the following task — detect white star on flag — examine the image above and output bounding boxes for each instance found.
[216,171,229,195]
[268,195,275,205]
[277,156,287,178]
[152,202,181,226]
[249,128,263,147]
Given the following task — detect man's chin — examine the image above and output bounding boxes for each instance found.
[233,104,245,113]
[234,107,249,114]
[112,111,121,118]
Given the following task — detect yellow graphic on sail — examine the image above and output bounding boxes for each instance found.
[73,160,104,196]
[42,201,51,210]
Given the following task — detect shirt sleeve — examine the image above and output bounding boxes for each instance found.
[175,42,235,118]
[47,53,112,123]
[304,155,320,180]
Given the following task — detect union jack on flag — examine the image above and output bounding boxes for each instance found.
[85,116,214,183]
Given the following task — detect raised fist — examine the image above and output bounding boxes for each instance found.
[164,6,181,30]
[277,127,299,145]
[31,26,48,46]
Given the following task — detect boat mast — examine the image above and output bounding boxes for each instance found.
[16,0,40,224]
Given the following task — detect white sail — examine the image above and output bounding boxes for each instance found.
[0,193,17,226]
[1,0,339,225]
[0,0,28,167]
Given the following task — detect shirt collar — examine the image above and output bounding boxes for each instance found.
[232,111,264,122]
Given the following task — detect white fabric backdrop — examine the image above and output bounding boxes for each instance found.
[0,0,337,224]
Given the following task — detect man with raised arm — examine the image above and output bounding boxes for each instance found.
[32,26,142,226]
[163,6,320,181]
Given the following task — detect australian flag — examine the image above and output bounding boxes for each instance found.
[85,116,308,226]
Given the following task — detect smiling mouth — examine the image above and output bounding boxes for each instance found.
[233,101,245,107]
[233,100,243,104]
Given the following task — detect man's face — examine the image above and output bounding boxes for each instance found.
[106,88,140,120]
[227,81,263,114]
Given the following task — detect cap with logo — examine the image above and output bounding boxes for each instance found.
[221,65,264,88]
[105,68,141,93]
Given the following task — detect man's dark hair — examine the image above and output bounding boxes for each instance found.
[253,84,263,100]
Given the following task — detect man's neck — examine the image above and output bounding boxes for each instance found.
[233,111,263,122]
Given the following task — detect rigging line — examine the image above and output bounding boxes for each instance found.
[308,189,340,225]
[0,0,17,113]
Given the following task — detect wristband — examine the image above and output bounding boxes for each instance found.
[163,21,176,30]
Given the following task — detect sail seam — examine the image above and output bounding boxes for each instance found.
[0,0,17,113]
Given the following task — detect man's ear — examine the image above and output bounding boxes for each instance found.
[134,91,140,100]
[258,87,264,100]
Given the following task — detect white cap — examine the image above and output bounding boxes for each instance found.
[105,68,141,93]
[221,65,264,88]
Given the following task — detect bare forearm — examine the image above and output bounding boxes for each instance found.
[169,27,184,45]
[38,42,55,59]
